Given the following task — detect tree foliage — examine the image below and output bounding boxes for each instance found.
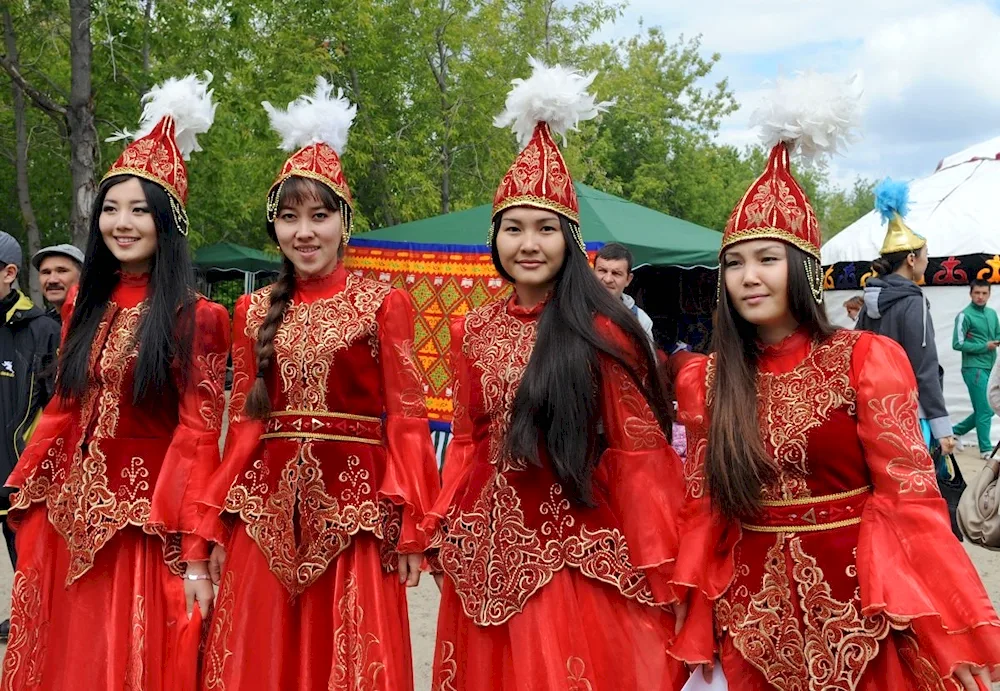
[0,0,872,257]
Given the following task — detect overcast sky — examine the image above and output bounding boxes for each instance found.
[601,0,1000,188]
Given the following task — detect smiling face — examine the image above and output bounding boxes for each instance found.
[38,255,82,308]
[273,186,343,278]
[723,239,799,341]
[494,207,567,297]
[99,177,158,274]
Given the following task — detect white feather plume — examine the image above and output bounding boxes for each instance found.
[494,57,614,148]
[130,72,216,160]
[262,77,357,154]
[750,71,863,164]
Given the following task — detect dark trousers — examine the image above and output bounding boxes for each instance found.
[0,495,16,569]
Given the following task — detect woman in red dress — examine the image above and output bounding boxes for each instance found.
[197,78,440,691]
[671,74,1000,691]
[424,59,687,691]
[1,74,228,691]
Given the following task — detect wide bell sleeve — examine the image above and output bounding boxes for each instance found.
[854,332,1000,680]
[195,294,265,547]
[376,288,441,554]
[596,318,685,604]
[147,299,230,562]
[669,354,740,665]
[6,287,81,507]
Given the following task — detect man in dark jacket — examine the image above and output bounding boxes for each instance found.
[856,272,957,455]
[0,233,60,640]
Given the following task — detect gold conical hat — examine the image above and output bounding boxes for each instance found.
[879,212,926,255]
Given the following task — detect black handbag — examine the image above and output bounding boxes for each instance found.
[934,451,967,541]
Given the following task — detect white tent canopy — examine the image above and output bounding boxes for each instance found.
[823,136,1000,264]
[823,136,1000,449]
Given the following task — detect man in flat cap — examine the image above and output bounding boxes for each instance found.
[32,243,84,323]
[0,233,60,641]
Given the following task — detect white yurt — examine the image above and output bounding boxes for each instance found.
[823,136,1000,448]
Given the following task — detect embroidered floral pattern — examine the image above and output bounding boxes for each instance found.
[462,300,538,469]
[47,302,152,584]
[441,475,653,626]
[228,341,251,425]
[566,657,594,691]
[197,351,229,431]
[1,568,46,690]
[719,535,894,691]
[866,391,939,495]
[393,339,428,418]
[610,362,664,451]
[124,595,146,691]
[331,574,386,691]
[203,571,235,690]
[433,641,458,691]
[225,443,385,596]
[755,331,859,500]
[245,276,390,412]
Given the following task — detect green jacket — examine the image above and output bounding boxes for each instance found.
[953,302,1000,370]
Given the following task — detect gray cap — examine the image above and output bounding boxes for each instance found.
[0,233,23,267]
[32,243,84,270]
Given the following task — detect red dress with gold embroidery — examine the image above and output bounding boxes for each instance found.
[424,295,687,691]
[0,274,231,691]
[197,265,440,691]
[672,328,1000,690]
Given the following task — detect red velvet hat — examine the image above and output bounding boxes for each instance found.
[263,78,357,242]
[491,58,613,253]
[103,73,216,235]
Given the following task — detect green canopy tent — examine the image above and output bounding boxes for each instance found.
[352,183,721,268]
[193,241,282,294]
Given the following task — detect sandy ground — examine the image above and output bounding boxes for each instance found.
[0,450,995,690]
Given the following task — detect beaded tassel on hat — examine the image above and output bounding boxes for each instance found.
[263,77,358,244]
[103,72,217,235]
[491,58,614,253]
[719,71,862,304]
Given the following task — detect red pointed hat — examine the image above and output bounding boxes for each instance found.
[263,78,357,238]
[722,142,821,259]
[721,72,861,260]
[103,73,215,233]
[491,58,613,251]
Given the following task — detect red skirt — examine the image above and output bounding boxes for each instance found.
[431,568,685,691]
[0,505,201,691]
[201,525,413,691]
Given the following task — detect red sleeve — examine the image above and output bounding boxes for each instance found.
[148,299,230,562]
[376,288,441,553]
[195,294,264,546]
[596,317,685,604]
[669,354,739,665]
[854,334,1000,679]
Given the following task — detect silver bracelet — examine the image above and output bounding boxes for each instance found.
[184,573,211,581]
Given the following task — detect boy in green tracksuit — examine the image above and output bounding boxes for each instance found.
[953,278,1000,456]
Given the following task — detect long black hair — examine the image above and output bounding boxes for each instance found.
[58,174,196,404]
[495,215,673,506]
[707,245,838,520]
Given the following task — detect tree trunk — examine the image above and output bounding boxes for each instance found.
[67,0,97,249]
[347,61,398,227]
[3,7,43,304]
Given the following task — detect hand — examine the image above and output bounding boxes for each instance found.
[183,561,214,619]
[397,553,422,587]
[940,436,958,456]
[433,573,444,592]
[953,662,990,691]
[988,341,998,351]
[673,600,688,635]
[208,543,227,585]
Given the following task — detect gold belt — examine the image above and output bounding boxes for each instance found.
[260,410,384,445]
[743,486,872,533]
